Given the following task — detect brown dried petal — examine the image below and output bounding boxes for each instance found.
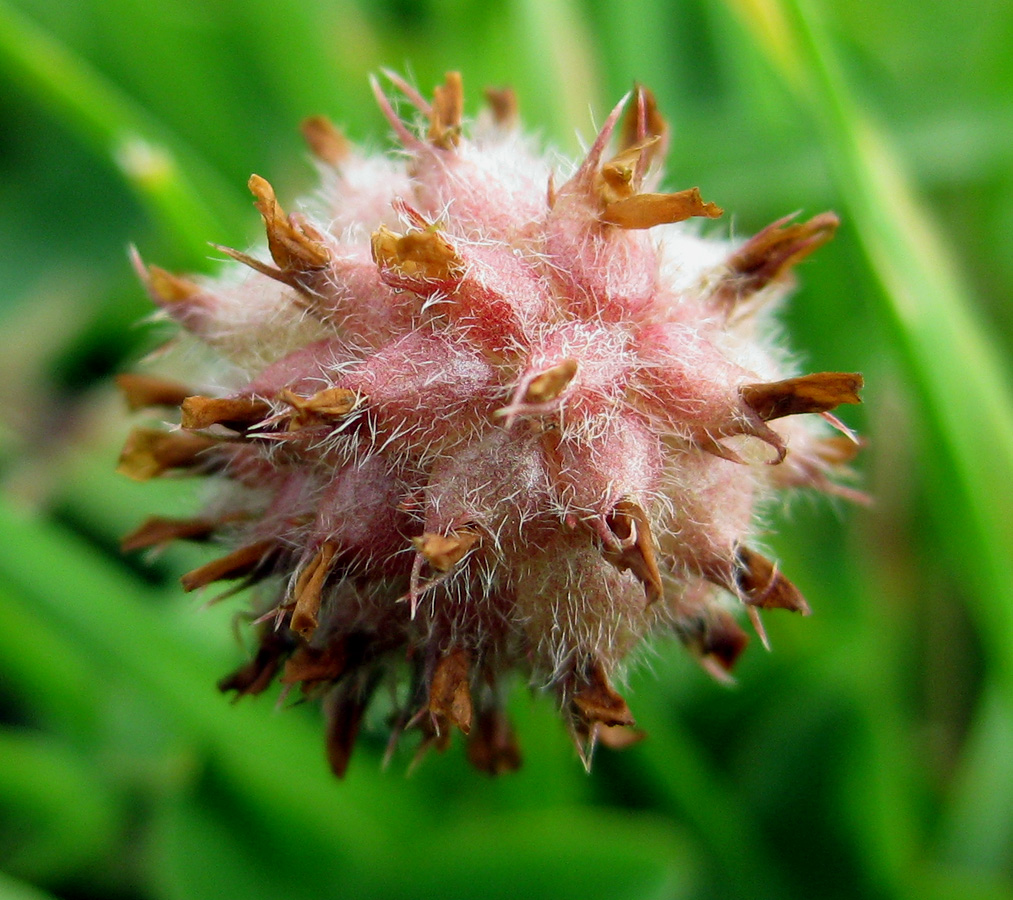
[602,188,723,229]
[428,647,473,734]
[595,724,647,750]
[300,115,350,166]
[602,500,664,605]
[116,373,192,411]
[467,708,522,775]
[279,387,358,429]
[571,658,635,729]
[180,540,276,592]
[698,608,751,672]
[597,138,660,204]
[371,225,465,285]
[428,71,464,148]
[721,211,839,303]
[523,359,578,404]
[483,86,518,127]
[741,372,863,422]
[121,515,222,552]
[181,395,271,431]
[324,678,377,778]
[117,428,217,481]
[290,542,338,640]
[281,640,348,688]
[248,174,331,274]
[218,626,295,697]
[619,85,668,163]
[733,546,811,615]
[412,530,480,573]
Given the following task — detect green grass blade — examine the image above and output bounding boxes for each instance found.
[727,0,1013,677]
[725,0,1013,877]
[0,728,120,882]
[0,871,63,900]
[0,0,246,259]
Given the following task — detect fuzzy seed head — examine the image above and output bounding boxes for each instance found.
[121,72,863,774]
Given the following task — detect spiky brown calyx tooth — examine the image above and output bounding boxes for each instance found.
[467,707,522,775]
[618,84,668,166]
[600,500,664,605]
[813,434,865,466]
[597,137,661,204]
[290,542,338,639]
[117,428,218,481]
[483,86,518,128]
[250,174,331,271]
[569,659,636,767]
[325,675,378,778]
[143,264,203,305]
[428,648,473,735]
[218,625,296,697]
[571,658,636,729]
[602,187,723,229]
[218,175,331,293]
[697,608,751,674]
[713,212,840,312]
[370,225,465,289]
[180,540,277,592]
[428,71,464,149]
[279,387,359,429]
[595,724,646,750]
[116,373,192,411]
[121,515,224,551]
[523,359,579,404]
[281,639,349,690]
[300,115,350,166]
[412,530,480,573]
[732,546,811,615]
[181,395,271,431]
[742,372,863,422]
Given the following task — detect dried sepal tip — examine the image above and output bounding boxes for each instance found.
[116,373,191,411]
[428,71,464,149]
[181,395,271,431]
[180,540,277,593]
[412,529,480,572]
[427,647,473,735]
[602,188,723,229]
[712,211,840,312]
[371,224,464,287]
[290,542,339,639]
[300,115,350,166]
[483,86,518,128]
[742,372,863,422]
[600,500,664,605]
[117,428,217,481]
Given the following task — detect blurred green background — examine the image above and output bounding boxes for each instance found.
[1,0,1011,898]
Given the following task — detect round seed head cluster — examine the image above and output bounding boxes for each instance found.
[119,72,863,775]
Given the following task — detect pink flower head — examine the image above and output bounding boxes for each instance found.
[119,73,862,775]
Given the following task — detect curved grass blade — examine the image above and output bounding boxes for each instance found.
[725,0,1013,874]
[0,0,246,259]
